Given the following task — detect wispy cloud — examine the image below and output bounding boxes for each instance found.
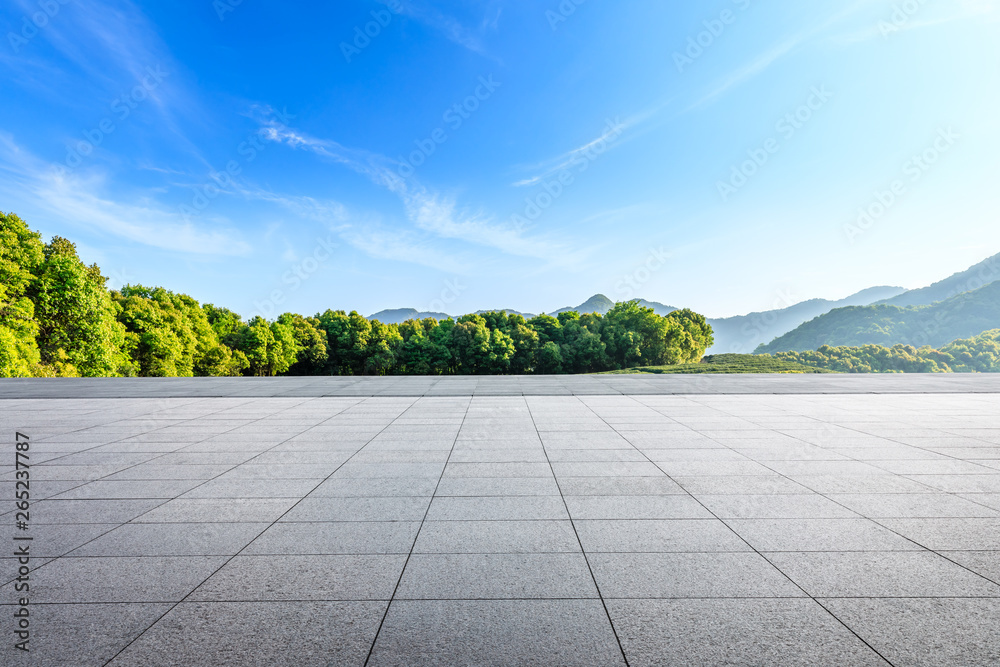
[260,122,591,270]
[340,227,473,273]
[378,0,495,57]
[835,0,1000,42]
[0,135,250,256]
[685,1,872,111]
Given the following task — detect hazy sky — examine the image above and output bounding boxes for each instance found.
[1,0,998,319]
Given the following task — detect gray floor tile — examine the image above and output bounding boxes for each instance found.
[828,493,999,518]
[674,475,812,495]
[368,600,627,666]
[442,462,553,478]
[608,599,888,666]
[696,494,858,519]
[821,598,1000,666]
[69,523,268,556]
[767,551,1000,597]
[52,480,204,499]
[941,551,1000,584]
[726,518,922,552]
[29,498,166,524]
[425,496,569,521]
[435,477,561,496]
[565,495,712,519]
[1,556,226,602]
[308,477,438,497]
[180,478,322,498]
[0,602,170,667]
[878,518,1000,550]
[559,476,687,496]
[245,521,421,555]
[413,520,580,553]
[107,601,387,666]
[133,498,298,523]
[589,552,804,598]
[282,496,431,522]
[576,519,750,553]
[1,522,120,558]
[191,554,407,601]
[396,553,598,599]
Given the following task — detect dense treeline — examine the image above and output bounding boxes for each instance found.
[775,330,1000,373]
[1,212,714,377]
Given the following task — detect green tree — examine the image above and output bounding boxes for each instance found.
[536,340,563,374]
[451,315,492,374]
[0,212,44,376]
[278,313,328,375]
[31,237,129,376]
[667,308,715,363]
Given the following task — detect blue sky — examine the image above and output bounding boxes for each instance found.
[1,0,998,319]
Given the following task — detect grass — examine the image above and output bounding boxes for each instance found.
[601,353,836,375]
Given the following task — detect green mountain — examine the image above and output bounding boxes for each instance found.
[878,252,1000,308]
[550,294,677,316]
[708,286,905,354]
[366,308,451,324]
[757,281,1000,353]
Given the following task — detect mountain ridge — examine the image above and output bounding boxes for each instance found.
[757,281,1000,353]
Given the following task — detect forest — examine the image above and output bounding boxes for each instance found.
[774,329,1000,373]
[0,212,714,378]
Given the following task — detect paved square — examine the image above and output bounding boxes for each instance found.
[3,376,1000,665]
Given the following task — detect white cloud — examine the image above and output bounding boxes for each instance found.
[259,123,592,270]
[382,0,494,57]
[0,135,250,256]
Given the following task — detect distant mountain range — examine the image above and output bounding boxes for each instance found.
[369,295,673,324]
[549,294,678,317]
[758,251,1000,353]
[877,251,1000,308]
[369,251,1000,354]
[708,286,905,354]
[758,280,1000,353]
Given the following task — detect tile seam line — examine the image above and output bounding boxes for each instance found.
[97,395,404,666]
[527,395,632,667]
[590,394,898,667]
[1,395,285,588]
[758,406,1000,589]
[362,395,473,667]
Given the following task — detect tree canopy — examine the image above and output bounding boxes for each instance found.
[0,212,717,377]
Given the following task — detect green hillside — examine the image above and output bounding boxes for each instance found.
[878,252,1000,308]
[603,353,833,374]
[757,281,1000,353]
[776,330,1000,373]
